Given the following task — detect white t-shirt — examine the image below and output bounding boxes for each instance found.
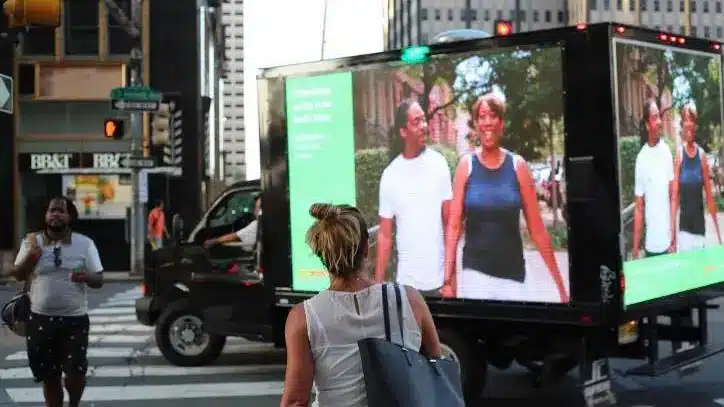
[378,148,452,290]
[15,232,104,316]
[634,140,674,253]
[234,219,258,251]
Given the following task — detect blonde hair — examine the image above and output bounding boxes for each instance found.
[305,203,369,278]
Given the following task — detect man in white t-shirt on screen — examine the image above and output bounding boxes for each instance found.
[632,99,676,259]
[374,99,453,296]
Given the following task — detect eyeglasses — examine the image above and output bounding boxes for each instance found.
[53,246,62,268]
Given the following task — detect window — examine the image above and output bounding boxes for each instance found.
[557,10,563,23]
[591,0,597,9]
[704,26,710,37]
[64,0,99,55]
[667,25,673,32]
[642,0,648,10]
[484,9,490,21]
[470,9,477,20]
[680,25,685,33]
[692,26,698,35]
[533,10,539,22]
[704,1,709,11]
[497,10,503,19]
[654,0,660,11]
[680,0,685,11]
[630,0,636,10]
[717,26,723,38]
[667,0,673,11]
[207,190,256,229]
[421,33,429,43]
[420,8,428,20]
[22,28,55,56]
[717,1,722,12]
[447,8,453,21]
[691,1,697,11]
[108,0,133,54]
[604,0,610,10]
[617,0,622,10]
[509,9,515,19]
[520,10,526,22]
[545,10,551,22]
[434,9,441,20]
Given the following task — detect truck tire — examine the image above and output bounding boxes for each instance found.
[438,328,487,405]
[154,301,226,367]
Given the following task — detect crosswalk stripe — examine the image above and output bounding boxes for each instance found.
[100,299,137,307]
[89,315,138,323]
[0,363,285,380]
[88,307,136,315]
[88,334,150,344]
[90,324,154,333]
[5,381,285,402]
[6,347,136,361]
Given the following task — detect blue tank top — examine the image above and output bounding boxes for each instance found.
[679,146,705,235]
[462,151,526,282]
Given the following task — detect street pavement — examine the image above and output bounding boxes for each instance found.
[0,283,724,406]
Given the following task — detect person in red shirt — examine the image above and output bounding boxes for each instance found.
[147,200,168,250]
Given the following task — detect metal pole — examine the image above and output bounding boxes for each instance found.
[684,0,691,36]
[129,0,144,276]
[320,0,328,59]
[465,0,471,29]
[514,0,521,32]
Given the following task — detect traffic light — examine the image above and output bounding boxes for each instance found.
[163,101,183,166]
[494,19,513,36]
[3,0,61,28]
[151,102,170,146]
[103,118,124,140]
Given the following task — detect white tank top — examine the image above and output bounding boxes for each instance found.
[303,283,422,407]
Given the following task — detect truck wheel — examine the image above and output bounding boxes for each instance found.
[154,301,226,367]
[438,328,487,404]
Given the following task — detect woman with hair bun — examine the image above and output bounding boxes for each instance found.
[280,203,442,407]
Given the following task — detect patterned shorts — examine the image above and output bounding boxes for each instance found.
[26,313,90,383]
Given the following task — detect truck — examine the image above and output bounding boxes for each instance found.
[136,23,724,406]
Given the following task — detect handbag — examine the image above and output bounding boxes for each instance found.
[357,283,465,407]
[1,233,38,337]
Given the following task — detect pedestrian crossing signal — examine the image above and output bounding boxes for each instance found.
[104,118,124,140]
[3,0,61,28]
[494,19,513,36]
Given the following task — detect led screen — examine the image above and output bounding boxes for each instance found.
[286,45,570,303]
[614,38,724,306]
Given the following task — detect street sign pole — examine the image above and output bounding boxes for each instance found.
[129,0,144,277]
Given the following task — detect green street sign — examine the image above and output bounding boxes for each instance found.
[400,45,431,65]
[110,86,162,102]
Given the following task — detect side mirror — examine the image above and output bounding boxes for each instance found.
[171,213,185,244]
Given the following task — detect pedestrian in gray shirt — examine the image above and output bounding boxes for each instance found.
[9,196,104,407]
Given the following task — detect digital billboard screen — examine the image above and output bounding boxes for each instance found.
[614,38,724,306]
[285,44,571,303]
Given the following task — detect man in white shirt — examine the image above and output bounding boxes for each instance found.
[204,194,261,251]
[374,99,453,295]
[632,100,676,258]
[10,196,104,407]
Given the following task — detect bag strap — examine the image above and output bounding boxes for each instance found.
[21,232,39,293]
[382,283,391,341]
[381,283,406,346]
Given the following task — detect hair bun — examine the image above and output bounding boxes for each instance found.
[309,203,340,220]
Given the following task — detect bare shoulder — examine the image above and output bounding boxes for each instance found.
[286,303,307,332]
[402,284,426,309]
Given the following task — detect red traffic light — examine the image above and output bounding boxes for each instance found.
[494,19,513,36]
[104,118,124,140]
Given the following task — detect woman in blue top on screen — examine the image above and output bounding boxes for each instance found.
[673,103,722,252]
[441,92,568,303]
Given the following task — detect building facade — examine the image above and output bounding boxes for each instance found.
[386,0,724,50]
[6,0,225,270]
[221,0,246,184]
